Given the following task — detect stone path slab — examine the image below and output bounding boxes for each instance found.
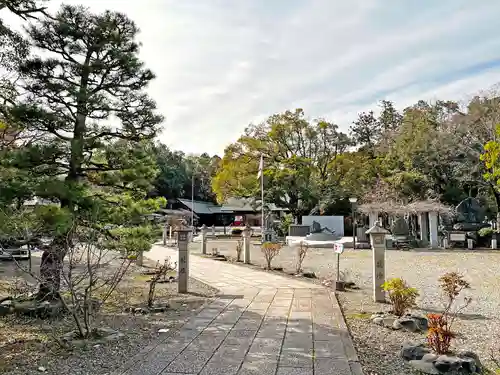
[112,245,362,375]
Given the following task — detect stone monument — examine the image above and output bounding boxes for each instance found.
[200,224,208,255]
[441,197,490,247]
[242,225,252,264]
[304,220,339,242]
[366,224,389,302]
[390,217,411,248]
[176,227,191,293]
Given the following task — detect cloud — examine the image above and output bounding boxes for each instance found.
[4,0,500,155]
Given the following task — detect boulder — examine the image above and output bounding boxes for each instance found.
[397,317,419,332]
[434,355,464,373]
[410,314,429,331]
[0,299,13,316]
[401,341,430,361]
[409,359,441,374]
[382,316,396,328]
[372,317,384,326]
[421,353,439,363]
[457,351,482,373]
[392,320,403,330]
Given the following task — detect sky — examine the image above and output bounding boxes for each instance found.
[5,0,500,155]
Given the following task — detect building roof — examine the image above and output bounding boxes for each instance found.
[178,199,223,214]
[157,208,195,217]
[178,198,288,214]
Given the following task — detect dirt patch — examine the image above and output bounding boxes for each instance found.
[0,257,218,375]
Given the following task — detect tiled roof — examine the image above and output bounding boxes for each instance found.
[178,198,288,214]
[178,199,222,214]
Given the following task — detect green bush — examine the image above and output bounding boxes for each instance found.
[231,228,243,235]
[382,278,419,316]
[478,227,494,237]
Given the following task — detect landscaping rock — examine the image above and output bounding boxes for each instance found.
[61,331,79,342]
[434,355,463,372]
[409,359,441,374]
[371,312,428,332]
[405,351,481,374]
[421,353,439,363]
[400,341,430,361]
[409,313,429,331]
[397,317,419,332]
[457,351,482,373]
[0,299,13,316]
[392,320,403,330]
[95,327,119,337]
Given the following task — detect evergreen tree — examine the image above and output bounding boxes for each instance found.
[0,4,164,300]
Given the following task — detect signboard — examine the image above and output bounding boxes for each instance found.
[449,232,466,241]
[334,243,344,254]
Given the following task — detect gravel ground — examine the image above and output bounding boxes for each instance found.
[195,240,500,373]
[1,259,218,375]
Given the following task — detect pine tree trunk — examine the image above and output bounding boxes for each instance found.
[36,238,67,301]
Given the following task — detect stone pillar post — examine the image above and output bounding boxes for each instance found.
[242,225,252,264]
[212,224,216,237]
[163,224,167,246]
[176,228,191,293]
[492,234,497,250]
[369,212,378,228]
[429,212,439,249]
[200,224,208,255]
[366,224,389,303]
[419,212,429,244]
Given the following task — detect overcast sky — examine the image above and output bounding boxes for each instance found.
[5,0,500,155]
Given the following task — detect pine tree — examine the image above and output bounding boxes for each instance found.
[1,4,164,300]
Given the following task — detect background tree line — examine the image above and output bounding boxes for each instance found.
[212,97,500,223]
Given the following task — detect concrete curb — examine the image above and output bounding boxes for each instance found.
[329,291,364,375]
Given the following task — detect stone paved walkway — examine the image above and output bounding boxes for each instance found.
[113,245,362,375]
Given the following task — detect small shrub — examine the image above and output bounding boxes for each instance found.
[235,239,243,262]
[427,313,454,354]
[261,242,282,270]
[295,241,309,274]
[148,258,176,308]
[426,272,472,354]
[439,272,471,315]
[381,278,419,316]
[478,227,494,237]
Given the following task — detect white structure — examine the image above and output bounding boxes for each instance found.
[302,215,344,236]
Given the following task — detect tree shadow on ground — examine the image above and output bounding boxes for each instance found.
[417,306,489,321]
